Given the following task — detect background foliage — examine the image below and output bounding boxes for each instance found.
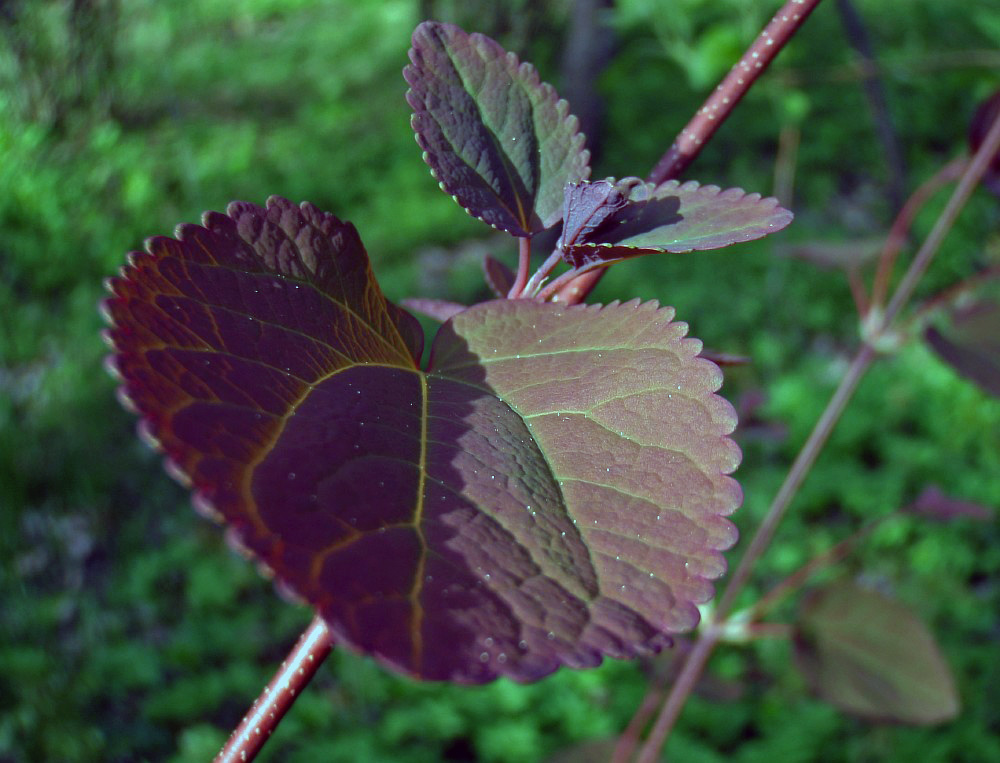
[1,0,998,760]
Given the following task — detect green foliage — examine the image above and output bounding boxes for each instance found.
[3,0,999,761]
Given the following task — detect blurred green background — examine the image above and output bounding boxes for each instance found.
[2,0,999,760]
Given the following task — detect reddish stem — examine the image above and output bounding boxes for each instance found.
[523,249,569,298]
[869,156,967,310]
[215,615,333,763]
[507,237,533,298]
[749,512,890,620]
[555,0,824,306]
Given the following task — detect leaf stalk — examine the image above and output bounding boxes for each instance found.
[215,615,333,763]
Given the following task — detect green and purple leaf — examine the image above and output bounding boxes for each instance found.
[405,21,590,236]
[924,274,1000,399]
[793,581,959,725]
[104,196,740,684]
[558,179,793,269]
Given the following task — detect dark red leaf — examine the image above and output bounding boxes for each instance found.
[105,197,741,683]
[405,22,590,236]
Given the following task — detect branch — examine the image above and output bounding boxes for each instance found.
[554,0,824,305]
[630,74,1000,762]
[215,615,334,763]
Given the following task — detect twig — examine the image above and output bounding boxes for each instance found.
[215,615,333,763]
[635,630,720,763]
[748,512,889,620]
[632,81,1000,762]
[522,249,568,298]
[880,108,1000,327]
[869,156,966,310]
[555,0,824,305]
[507,237,533,298]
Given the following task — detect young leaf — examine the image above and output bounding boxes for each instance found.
[793,580,960,725]
[924,275,1000,398]
[558,179,793,269]
[405,21,590,236]
[104,197,741,684]
[483,254,515,297]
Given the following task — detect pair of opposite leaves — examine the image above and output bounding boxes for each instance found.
[104,22,792,683]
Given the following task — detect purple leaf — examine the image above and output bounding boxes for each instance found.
[483,254,515,297]
[559,179,793,268]
[405,22,590,236]
[401,297,467,323]
[559,180,630,252]
[924,273,1000,398]
[104,197,741,683]
[903,486,993,522]
[793,581,959,725]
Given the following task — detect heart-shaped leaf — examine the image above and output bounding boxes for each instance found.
[924,273,1000,398]
[405,21,590,236]
[559,179,793,269]
[104,197,741,683]
[793,581,959,725]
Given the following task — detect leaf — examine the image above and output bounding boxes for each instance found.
[405,21,590,236]
[793,580,959,725]
[483,254,515,297]
[968,89,1000,196]
[903,486,993,522]
[401,297,468,323]
[924,275,1000,398]
[104,197,741,684]
[558,179,793,269]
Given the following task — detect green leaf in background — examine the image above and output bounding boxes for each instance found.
[558,179,793,269]
[405,21,590,236]
[793,580,960,725]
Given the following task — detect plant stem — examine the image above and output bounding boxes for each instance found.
[522,249,568,298]
[715,342,877,618]
[631,82,1000,763]
[538,261,607,302]
[215,615,333,763]
[869,156,966,310]
[555,0,824,305]
[507,237,533,298]
[647,0,824,186]
[879,108,1000,327]
[748,512,889,620]
[635,630,720,763]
